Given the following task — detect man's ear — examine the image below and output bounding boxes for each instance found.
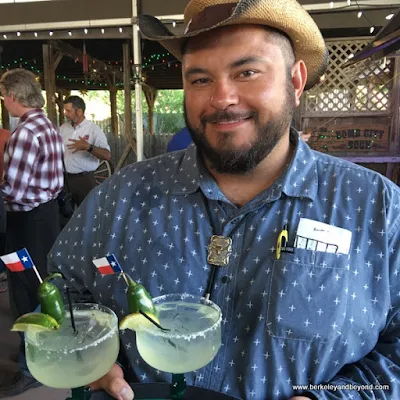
[291,60,307,107]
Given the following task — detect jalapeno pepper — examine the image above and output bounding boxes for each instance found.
[125,273,158,316]
[37,273,65,324]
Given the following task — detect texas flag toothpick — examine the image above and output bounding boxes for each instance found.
[0,248,43,283]
[92,254,128,285]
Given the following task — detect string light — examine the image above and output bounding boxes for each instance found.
[3,34,6,39]
[68,31,72,36]
[34,32,38,37]
[330,2,334,9]
[49,31,53,36]
[357,11,362,18]
[347,0,351,4]
[119,27,123,33]
[386,14,394,20]
[101,28,105,34]
[84,28,88,34]
[370,27,375,34]
[172,21,176,27]
[16,31,21,36]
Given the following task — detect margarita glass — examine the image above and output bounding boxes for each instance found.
[135,293,222,399]
[25,303,119,399]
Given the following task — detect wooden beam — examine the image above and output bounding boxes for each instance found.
[53,51,63,72]
[42,43,57,125]
[50,39,123,82]
[123,41,133,142]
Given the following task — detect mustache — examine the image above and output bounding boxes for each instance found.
[201,111,256,124]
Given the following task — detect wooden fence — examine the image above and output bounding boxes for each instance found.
[105,132,175,170]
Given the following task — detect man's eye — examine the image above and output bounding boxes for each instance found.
[192,78,209,85]
[239,70,256,78]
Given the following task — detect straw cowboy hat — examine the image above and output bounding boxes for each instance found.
[138,0,329,90]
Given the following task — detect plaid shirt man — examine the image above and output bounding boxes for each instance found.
[1,109,64,211]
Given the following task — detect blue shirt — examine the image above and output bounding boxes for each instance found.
[49,132,400,400]
[166,127,192,152]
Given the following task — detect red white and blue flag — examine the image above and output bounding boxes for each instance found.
[0,248,35,272]
[92,254,123,275]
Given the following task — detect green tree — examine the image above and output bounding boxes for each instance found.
[75,88,185,134]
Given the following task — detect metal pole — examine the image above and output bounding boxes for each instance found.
[132,0,144,162]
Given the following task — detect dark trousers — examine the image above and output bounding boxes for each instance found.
[6,199,60,319]
[66,172,97,207]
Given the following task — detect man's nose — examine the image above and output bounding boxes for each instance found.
[209,79,239,110]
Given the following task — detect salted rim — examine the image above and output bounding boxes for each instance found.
[137,293,222,341]
[25,303,119,353]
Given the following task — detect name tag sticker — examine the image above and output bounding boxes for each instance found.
[295,218,352,255]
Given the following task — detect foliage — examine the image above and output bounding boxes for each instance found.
[79,89,185,134]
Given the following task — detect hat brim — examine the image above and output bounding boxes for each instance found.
[138,0,329,90]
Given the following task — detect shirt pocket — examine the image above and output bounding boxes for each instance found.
[265,248,350,343]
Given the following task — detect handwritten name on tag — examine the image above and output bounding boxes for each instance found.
[295,218,352,255]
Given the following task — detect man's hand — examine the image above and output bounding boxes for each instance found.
[89,363,134,400]
[67,136,91,152]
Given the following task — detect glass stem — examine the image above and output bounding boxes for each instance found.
[171,373,186,400]
[68,386,91,400]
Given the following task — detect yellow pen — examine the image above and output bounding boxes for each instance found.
[276,224,289,260]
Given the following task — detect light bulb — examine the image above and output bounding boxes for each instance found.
[101,28,105,34]
[84,28,88,34]
[16,31,21,36]
[34,32,38,37]
[49,31,53,36]
[357,11,362,18]
[386,14,394,20]
[172,21,176,27]
[68,31,72,36]
[370,27,375,34]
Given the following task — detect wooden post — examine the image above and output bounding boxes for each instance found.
[109,84,119,137]
[143,86,157,135]
[123,41,133,141]
[390,57,400,155]
[55,91,66,127]
[1,100,10,130]
[42,43,57,125]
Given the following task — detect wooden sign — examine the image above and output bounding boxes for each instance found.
[308,124,389,153]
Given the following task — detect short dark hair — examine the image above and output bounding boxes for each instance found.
[63,95,86,113]
[181,25,295,70]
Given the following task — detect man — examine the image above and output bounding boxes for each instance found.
[0,69,63,395]
[48,1,399,399]
[60,95,111,207]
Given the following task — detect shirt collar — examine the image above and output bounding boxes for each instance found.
[18,108,44,124]
[170,129,318,202]
[72,118,89,129]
